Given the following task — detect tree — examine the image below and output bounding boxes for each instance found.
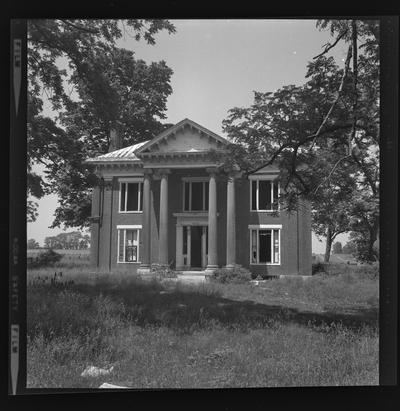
[44,236,60,249]
[43,231,90,249]
[347,192,379,262]
[332,241,343,254]
[312,197,352,262]
[221,19,379,262]
[28,19,176,226]
[27,238,40,249]
[342,241,356,255]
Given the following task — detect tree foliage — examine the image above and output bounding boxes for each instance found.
[44,231,90,249]
[342,241,356,255]
[28,19,175,227]
[332,242,343,254]
[222,19,379,262]
[27,238,40,249]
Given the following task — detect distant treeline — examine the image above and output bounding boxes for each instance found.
[28,231,90,250]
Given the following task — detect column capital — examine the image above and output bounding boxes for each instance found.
[143,169,153,175]
[102,177,113,190]
[153,168,171,179]
[227,171,242,181]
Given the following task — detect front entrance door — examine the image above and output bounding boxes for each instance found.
[190,226,202,269]
[180,225,207,270]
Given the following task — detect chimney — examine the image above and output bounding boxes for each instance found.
[108,126,122,152]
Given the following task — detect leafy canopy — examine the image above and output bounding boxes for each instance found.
[222,19,379,262]
[28,19,176,226]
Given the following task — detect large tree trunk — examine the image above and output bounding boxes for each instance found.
[368,221,379,262]
[324,227,333,263]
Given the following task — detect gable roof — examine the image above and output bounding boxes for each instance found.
[135,118,229,154]
[248,163,280,175]
[85,140,149,164]
[85,119,230,165]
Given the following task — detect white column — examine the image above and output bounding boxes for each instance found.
[206,168,218,273]
[201,226,207,268]
[158,169,170,266]
[176,225,183,270]
[187,225,191,268]
[225,174,236,269]
[138,170,152,274]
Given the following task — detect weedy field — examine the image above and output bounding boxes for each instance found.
[27,256,379,389]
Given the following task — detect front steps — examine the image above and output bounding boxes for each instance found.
[176,271,208,283]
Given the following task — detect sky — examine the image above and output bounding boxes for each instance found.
[27,19,350,251]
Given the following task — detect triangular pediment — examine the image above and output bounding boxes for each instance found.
[135,118,229,155]
[251,164,280,174]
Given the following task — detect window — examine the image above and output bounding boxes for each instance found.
[117,226,141,263]
[250,179,280,211]
[249,226,281,264]
[183,179,209,211]
[119,181,143,212]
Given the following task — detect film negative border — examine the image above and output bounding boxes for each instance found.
[9,19,28,395]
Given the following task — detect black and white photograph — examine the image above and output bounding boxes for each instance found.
[11,17,392,392]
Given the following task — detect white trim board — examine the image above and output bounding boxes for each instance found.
[182,176,209,182]
[248,224,282,229]
[248,175,278,181]
[117,225,142,229]
[118,177,144,182]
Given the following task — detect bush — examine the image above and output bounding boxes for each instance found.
[150,263,178,280]
[28,249,63,268]
[312,262,328,275]
[209,265,252,284]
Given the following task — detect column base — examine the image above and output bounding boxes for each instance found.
[224,264,236,270]
[205,265,218,275]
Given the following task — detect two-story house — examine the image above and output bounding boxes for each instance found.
[85,118,311,277]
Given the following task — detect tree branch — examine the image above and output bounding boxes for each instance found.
[313,29,348,59]
[313,154,352,194]
[351,151,378,197]
[310,44,353,149]
[348,20,359,155]
[59,20,100,35]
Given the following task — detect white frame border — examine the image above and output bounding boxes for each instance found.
[250,178,280,213]
[119,180,144,214]
[182,177,209,212]
[248,224,282,266]
[117,225,142,264]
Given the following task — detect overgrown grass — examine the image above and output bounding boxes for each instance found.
[27,263,379,388]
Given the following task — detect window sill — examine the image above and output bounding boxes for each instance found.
[250,210,279,213]
[119,211,143,214]
[117,261,141,264]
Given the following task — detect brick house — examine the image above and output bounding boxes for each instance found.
[85,118,311,277]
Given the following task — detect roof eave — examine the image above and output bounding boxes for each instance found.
[84,159,142,165]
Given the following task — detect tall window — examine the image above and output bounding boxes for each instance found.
[118,228,140,263]
[183,180,209,211]
[250,227,281,264]
[251,179,279,211]
[119,182,143,212]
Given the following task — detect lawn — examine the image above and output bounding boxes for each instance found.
[27,261,379,389]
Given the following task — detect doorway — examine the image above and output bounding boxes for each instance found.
[182,225,208,270]
[190,226,202,268]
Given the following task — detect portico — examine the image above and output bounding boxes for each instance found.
[137,164,237,274]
